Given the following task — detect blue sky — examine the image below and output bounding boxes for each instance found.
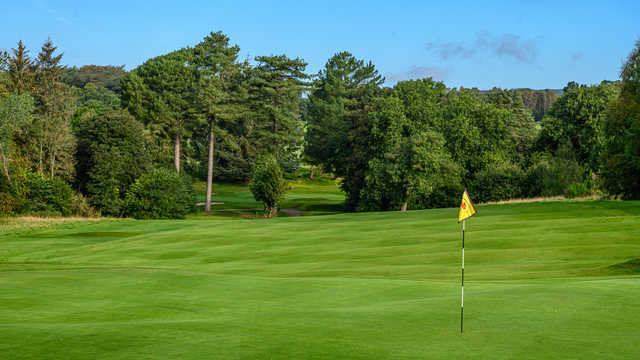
[2,0,639,89]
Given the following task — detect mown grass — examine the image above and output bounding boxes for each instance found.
[191,177,344,218]
[0,200,639,359]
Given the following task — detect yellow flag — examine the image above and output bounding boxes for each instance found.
[458,190,477,222]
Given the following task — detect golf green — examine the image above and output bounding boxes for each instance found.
[1,200,639,359]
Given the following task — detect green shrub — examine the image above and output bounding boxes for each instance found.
[74,109,151,216]
[22,172,74,216]
[70,193,98,217]
[0,191,17,214]
[249,155,288,217]
[0,172,26,215]
[524,152,584,197]
[565,182,591,198]
[124,168,194,219]
[472,160,525,202]
[0,170,96,217]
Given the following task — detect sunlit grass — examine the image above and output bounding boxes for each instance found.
[1,200,639,359]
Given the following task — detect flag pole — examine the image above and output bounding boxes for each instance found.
[461,219,465,333]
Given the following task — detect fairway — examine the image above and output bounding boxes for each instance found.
[1,201,639,359]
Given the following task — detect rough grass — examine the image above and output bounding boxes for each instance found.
[0,216,102,234]
[483,194,603,205]
[1,200,639,359]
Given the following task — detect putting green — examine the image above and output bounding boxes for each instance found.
[1,201,639,359]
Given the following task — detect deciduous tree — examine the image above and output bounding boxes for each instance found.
[75,109,151,215]
[0,93,34,180]
[601,39,640,198]
[537,81,619,172]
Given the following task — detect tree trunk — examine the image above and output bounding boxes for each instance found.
[266,206,278,218]
[273,114,278,152]
[174,134,181,172]
[205,122,215,213]
[38,142,44,175]
[0,146,10,181]
[50,149,55,178]
[401,201,408,212]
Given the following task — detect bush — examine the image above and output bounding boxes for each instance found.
[0,170,94,217]
[124,168,193,219]
[524,152,584,197]
[0,171,26,215]
[70,193,98,217]
[472,160,525,202]
[74,109,151,216]
[22,172,74,216]
[249,155,288,217]
[0,191,19,214]
[565,182,591,198]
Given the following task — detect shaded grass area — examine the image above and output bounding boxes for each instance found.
[609,257,640,274]
[1,200,639,359]
[191,178,344,218]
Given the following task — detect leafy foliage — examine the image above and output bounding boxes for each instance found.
[472,158,525,202]
[304,52,383,209]
[74,83,121,110]
[359,96,461,211]
[601,39,640,199]
[21,171,74,216]
[1,33,639,218]
[121,49,200,172]
[249,155,288,217]
[63,65,127,92]
[524,149,584,197]
[124,168,194,219]
[0,93,33,179]
[248,55,308,171]
[29,38,77,179]
[74,109,151,216]
[537,81,619,172]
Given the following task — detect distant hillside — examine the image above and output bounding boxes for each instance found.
[512,88,563,96]
[512,88,561,121]
[479,88,561,121]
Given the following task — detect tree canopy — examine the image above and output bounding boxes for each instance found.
[1,34,639,218]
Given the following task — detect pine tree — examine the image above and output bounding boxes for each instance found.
[7,40,35,94]
[193,32,243,212]
[121,48,199,173]
[304,52,383,210]
[249,55,308,171]
[31,38,76,179]
[0,51,9,97]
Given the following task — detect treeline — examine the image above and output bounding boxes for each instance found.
[0,33,639,217]
[303,48,639,211]
[0,33,307,217]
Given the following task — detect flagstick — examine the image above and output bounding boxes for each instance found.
[461,219,465,333]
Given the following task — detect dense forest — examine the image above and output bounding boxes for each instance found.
[0,33,638,218]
